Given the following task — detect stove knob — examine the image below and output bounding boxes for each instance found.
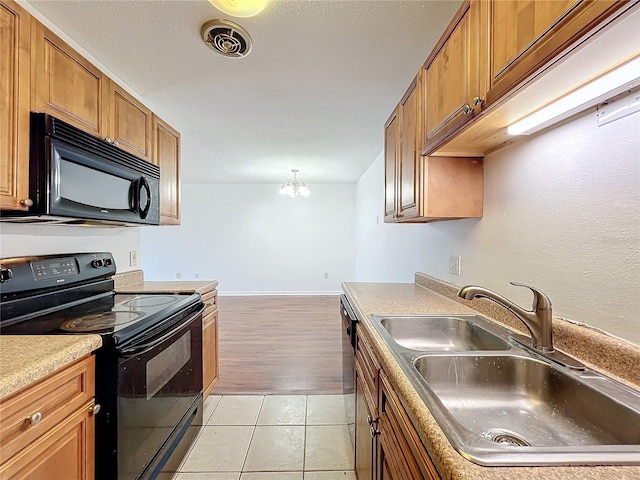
[103,258,113,267]
[0,268,13,283]
[91,259,104,268]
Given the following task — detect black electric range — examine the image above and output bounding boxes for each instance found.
[0,252,205,480]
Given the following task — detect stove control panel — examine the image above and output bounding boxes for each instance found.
[32,257,79,280]
[0,252,116,295]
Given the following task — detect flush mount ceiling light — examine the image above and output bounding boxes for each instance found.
[508,56,640,135]
[279,169,310,198]
[207,0,268,18]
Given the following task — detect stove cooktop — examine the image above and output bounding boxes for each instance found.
[0,292,202,345]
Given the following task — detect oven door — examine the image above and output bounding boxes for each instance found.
[116,307,203,480]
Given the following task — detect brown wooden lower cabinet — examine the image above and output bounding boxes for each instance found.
[354,328,440,480]
[355,359,376,480]
[0,356,96,480]
[201,286,219,399]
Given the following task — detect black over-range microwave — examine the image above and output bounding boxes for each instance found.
[1,113,160,226]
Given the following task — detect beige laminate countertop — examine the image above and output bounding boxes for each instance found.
[342,281,640,480]
[0,335,102,401]
[116,280,218,295]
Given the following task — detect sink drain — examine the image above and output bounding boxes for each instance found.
[483,428,532,447]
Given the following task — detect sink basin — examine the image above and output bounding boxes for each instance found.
[368,313,640,465]
[373,315,511,352]
[414,355,640,448]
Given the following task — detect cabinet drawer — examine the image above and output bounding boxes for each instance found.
[0,400,95,480]
[201,289,217,316]
[356,328,380,394]
[0,356,95,463]
[203,307,218,328]
[355,356,377,421]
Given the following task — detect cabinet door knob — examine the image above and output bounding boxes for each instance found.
[104,137,113,144]
[370,425,380,437]
[113,140,119,147]
[472,95,485,107]
[462,104,473,115]
[28,412,42,425]
[20,199,33,207]
[89,404,101,415]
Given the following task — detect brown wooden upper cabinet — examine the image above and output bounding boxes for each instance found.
[152,115,181,225]
[383,107,399,223]
[31,21,109,138]
[108,81,153,162]
[385,73,483,223]
[32,22,154,162]
[422,0,486,155]
[0,0,31,211]
[486,0,627,105]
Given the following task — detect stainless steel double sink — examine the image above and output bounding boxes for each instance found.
[369,314,640,466]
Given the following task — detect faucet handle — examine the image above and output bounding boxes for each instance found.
[509,282,552,310]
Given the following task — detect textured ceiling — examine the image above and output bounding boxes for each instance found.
[24,0,462,184]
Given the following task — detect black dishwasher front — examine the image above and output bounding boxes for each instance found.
[340,294,358,451]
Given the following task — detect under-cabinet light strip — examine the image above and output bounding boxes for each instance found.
[508,56,640,136]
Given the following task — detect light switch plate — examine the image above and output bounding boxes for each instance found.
[129,250,137,267]
[449,255,461,276]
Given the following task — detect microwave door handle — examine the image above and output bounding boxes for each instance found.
[133,176,152,219]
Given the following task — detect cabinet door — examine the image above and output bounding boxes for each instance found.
[355,360,376,480]
[423,0,485,154]
[109,81,153,162]
[378,373,440,480]
[32,22,108,137]
[0,0,30,211]
[487,0,625,104]
[152,115,181,225]
[397,76,422,221]
[383,107,399,223]
[0,402,95,480]
[203,309,219,399]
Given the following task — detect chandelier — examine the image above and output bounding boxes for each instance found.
[278,169,310,198]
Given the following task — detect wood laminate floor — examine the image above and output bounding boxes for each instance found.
[211,295,344,395]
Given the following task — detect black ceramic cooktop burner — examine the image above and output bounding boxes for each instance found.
[60,311,144,332]
[120,295,177,309]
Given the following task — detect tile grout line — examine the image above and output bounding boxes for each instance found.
[239,394,265,475]
[302,394,308,475]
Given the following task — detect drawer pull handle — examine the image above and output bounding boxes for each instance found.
[89,404,101,415]
[28,412,42,425]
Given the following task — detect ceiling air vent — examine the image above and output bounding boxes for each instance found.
[201,19,252,59]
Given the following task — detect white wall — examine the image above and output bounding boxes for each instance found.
[355,108,640,344]
[141,183,356,294]
[355,152,421,281]
[0,224,140,272]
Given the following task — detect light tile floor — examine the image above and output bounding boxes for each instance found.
[159,395,356,480]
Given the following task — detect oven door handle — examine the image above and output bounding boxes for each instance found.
[119,306,204,357]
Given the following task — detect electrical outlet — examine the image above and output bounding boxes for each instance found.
[194,272,200,279]
[449,256,461,276]
[176,272,182,279]
[324,272,329,279]
[129,250,137,267]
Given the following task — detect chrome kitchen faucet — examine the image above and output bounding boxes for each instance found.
[457,282,585,369]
